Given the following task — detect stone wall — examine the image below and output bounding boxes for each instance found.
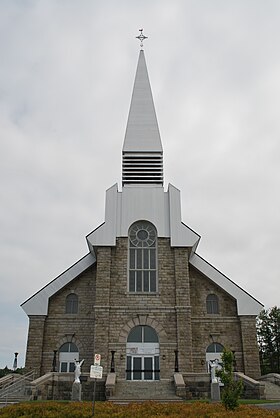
[25,315,46,376]
[239,316,261,379]
[40,265,96,375]
[25,236,260,387]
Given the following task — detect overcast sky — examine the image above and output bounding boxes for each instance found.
[1,0,280,369]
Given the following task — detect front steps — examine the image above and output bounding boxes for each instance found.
[108,379,183,403]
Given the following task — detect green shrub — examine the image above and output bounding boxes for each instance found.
[217,348,243,411]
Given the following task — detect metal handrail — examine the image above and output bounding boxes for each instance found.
[0,370,35,398]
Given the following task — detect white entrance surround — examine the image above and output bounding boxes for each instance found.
[126,326,160,381]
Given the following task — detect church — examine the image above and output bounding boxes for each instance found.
[21,36,263,400]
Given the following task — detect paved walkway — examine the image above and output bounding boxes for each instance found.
[256,403,280,410]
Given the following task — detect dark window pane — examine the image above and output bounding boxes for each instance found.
[144,271,149,292]
[136,271,142,291]
[154,356,160,380]
[143,249,149,269]
[144,326,158,343]
[130,249,135,269]
[133,357,142,380]
[59,343,70,353]
[127,326,142,343]
[144,357,153,380]
[66,294,78,314]
[129,271,135,292]
[69,362,75,372]
[150,271,156,292]
[126,356,132,380]
[61,362,67,372]
[150,250,156,269]
[69,343,78,353]
[137,250,142,269]
[206,294,219,314]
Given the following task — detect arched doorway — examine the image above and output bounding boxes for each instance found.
[126,325,160,380]
[59,342,79,372]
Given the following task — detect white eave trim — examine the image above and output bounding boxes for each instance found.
[21,252,96,316]
[190,253,263,316]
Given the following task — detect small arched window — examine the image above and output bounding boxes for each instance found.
[206,343,224,354]
[127,326,159,343]
[206,294,219,314]
[128,221,157,293]
[65,293,78,314]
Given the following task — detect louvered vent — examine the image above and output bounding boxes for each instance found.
[122,152,163,186]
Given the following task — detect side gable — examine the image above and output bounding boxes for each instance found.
[189,253,263,316]
[21,253,96,316]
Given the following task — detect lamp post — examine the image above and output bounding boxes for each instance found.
[52,350,57,372]
[174,350,179,373]
[110,351,116,373]
[13,352,18,371]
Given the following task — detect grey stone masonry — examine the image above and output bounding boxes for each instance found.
[24,235,261,398]
[239,315,261,379]
[25,315,46,376]
[174,248,193,373]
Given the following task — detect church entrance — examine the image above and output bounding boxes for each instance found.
[59,342,79,373]
[126,326,160,380]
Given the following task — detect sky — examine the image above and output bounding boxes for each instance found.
[1,0,280,369]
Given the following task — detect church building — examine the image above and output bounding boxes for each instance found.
[21,38,263,400]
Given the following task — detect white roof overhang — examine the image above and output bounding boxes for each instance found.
[21,252,96,316]
[190,253,263,316]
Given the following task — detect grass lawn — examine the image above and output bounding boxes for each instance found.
[0,401,279,417]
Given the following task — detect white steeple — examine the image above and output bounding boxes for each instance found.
[122,50,163,186]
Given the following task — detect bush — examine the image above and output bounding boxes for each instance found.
[0,401,278,418]
[217,348,243,411]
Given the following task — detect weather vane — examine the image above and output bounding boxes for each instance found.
[136,29,148,49]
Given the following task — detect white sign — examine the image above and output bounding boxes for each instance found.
[90,365,103,379]
[94,353,101,365]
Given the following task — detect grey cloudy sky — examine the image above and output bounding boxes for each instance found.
[1,0,280,368]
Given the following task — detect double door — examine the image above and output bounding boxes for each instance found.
[127,355,159,380]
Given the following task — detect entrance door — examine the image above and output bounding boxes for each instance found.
[126,325,160,381]
[127,355,160,380]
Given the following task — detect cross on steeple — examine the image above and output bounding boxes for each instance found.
[136,29,148,49]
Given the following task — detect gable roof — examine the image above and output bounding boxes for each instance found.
[190,253,263,315]
[21,253,96,316]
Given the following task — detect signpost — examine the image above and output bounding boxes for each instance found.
[91,355,103,416]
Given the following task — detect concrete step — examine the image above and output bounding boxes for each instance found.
[111,379,182,402]
[109,398,184,404]
[264,381,280,400]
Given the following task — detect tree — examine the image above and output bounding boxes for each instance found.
[0,367,26,378]
[216,348,243,411]
[257,306,280,375]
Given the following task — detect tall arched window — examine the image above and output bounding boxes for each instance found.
[128,221,157,293]
[206,294,219,314]
[65,293,78,314]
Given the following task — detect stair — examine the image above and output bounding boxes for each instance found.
[0,371,35,403]
[109,379,183,403]
[263,381,280,400]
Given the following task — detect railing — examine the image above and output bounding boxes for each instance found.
[259,373,280,386]
[0,370,35,402]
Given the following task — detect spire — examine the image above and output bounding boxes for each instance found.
[122,49,163,186]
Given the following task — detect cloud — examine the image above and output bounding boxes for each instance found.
[1,0,280,367]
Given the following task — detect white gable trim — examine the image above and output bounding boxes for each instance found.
[21,253,96,316]
[190,253,263,315]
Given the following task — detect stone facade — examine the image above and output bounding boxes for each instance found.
[25,236,261,388]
